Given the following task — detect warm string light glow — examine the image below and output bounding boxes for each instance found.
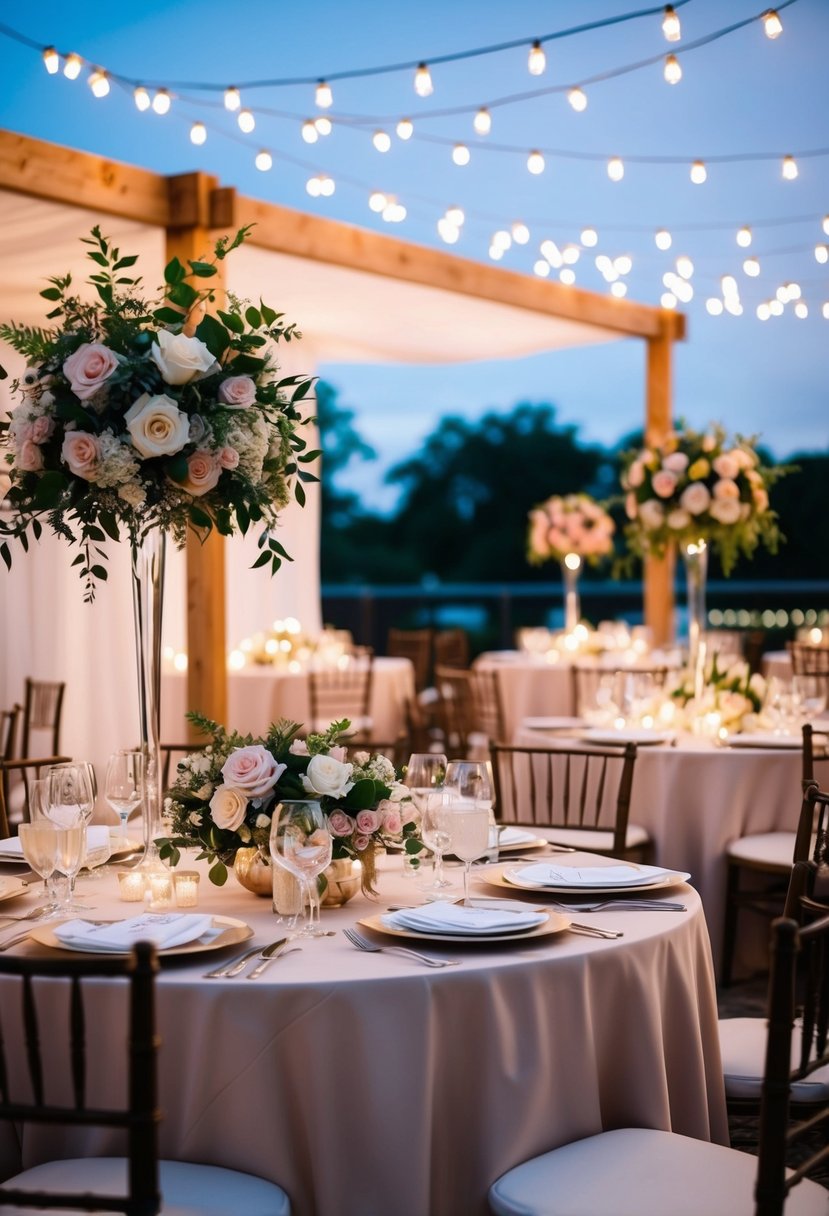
[452,143,471,166]
[42,46,59,74]
[396,118,413,140]
[414,62,433,96]
[662,5,681,41]
[511,221,530,244]
[224,87,241,111]
[690,160,707,184]
[567,87,588,112]
[737,225,752,247]
[373,130,391,153]
[63,53,82,80]
[560,268,576,285]
[580,227,598,247]
[237,109,255,133]
[782,154,798,180]
[302,120,318,143]
[315,79,333,108]
[190,121,207,145]
[743,256,761,276]
[815,244,829,265]
[255,150,272,171]
[664,54,682,84]
[528,41,546,76]
[473,107,491,135]
[134,86,151,111]
[655,229,672,250]
[151,89,171,115]
[763,9,783,38]
[87,69,110,98]
[307,173,335,196]
[607,157,624,182]
[527,150,545,175]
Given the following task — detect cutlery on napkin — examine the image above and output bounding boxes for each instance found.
[54,912,216,952]
[382,902,546,935]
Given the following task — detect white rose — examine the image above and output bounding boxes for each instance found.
[150,330,217,385]
[680,483,711,516]
[255,813,271,828]
[301,754,354,799]
[709,498,742,524]
[388,781,411,803]
[125,393,190,458]
[209,785,248,831]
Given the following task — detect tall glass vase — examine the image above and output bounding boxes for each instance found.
[131,529,167,873]
[561,553,582,634]
[682,538,708,701]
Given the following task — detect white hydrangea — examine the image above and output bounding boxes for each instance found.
[95,431,141,489]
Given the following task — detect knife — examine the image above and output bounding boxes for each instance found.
[205,939,285,979]
[246,938,296,980]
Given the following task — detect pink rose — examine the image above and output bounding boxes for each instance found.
[289,739,309,756]
[61,431,101,480]
[180,450,221,497]
[31,417,54,444]
[63,342,120,400]
[218,446,240,470]
[709,499,741,525]
[663,452,689,473]
[327,746,348,763]
[353,834,371,852]
[680,483,711,515]
[327,810,356,837]
[221,745,285,797]
[218,376,257,408]
[753,487,769,511]
[652,470,678,498]
[625,492,638,520]
[627,461,645,488]
[380,803,403,835]
[713,453,739,480]
[17,440,43,472]
[713,477,739,501]
[355,809,381,834]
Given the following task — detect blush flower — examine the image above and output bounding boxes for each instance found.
[63,342,120,400]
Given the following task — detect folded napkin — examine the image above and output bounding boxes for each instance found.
[55,912,215,953]
[382,902,546,935]
[498,827,540,847]
[510,862,687,889]
[728,732,801,749]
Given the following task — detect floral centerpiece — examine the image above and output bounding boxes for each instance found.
[669,655,766,734]
[527,493,615,567]
[160,715,420,895]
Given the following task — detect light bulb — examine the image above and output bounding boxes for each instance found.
[602,266,619,283]
[391,202,407,222]
[607,157,624,181]
[662,5,681,41]
[224,87,241,111]
[369,191,387,213]
[533,260,551,277]
[757,302,771,320]
[541,240,562,267]
[661,292,678,309]
[611,281,627,298]
[473,107,491,135]
[527,150,545,175]
[690,160,707,184]
[314,116,332,136]
[562,244,580,265]
[414,62,433,96]
[676,255,694,279]
[782,155,798,180]
[788,282,802,299]
[662,270,677,288]
[306,176,321,198]
[528,41,546,76]
[795,302,808,319]
[446,205,465,226]
[396,118,413,140]
[674,279,693,302]
[512,222,530,245]
[725,299,743,317]
[769,299,784,316]
[664,54,682,84]
[190,121,207,145]
[452,143,471,166]
[655,229,672,250]
[706,298,724,316]
[743,257,761,276]
[721,275,738,297]
[775,285,789,303]
[737,225,752,247]
[492,229,512,251]
[302,120,318,144]
[560,268,577,285]
[614,254,632,274]
[63,53,82,80]
[42,47,59,75]
[255,150,272,171]
[580,228,598,247]
[815,244,829,264]
[567,87,587,112]
[488,245,504,262]
[437,218,460,244]
[134,86,151,111]
[315,79,333,108]
[88,69,110,98]
[597,255,613,273]
[152,89,171,115]
[373,130,392,153]
[824,215,829,236]
[320,175,335,196]
[237,109,255,133]
[763,9,783,38]
[823,303,829,319]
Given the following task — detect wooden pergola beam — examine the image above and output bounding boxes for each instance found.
[644,319,682,646]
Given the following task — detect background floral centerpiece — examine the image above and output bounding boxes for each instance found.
[669,655,766,734]
[527,492,615,567]
[160,715,419,894]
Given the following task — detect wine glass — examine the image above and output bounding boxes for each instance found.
[28,778,68,909]
[418,789,457,899]
[105,751,145,844]
[269,801,332,938]
[442,797,491,905]
[445,759,498,862]
[47,765,94,911]
[765,677,799,736]
[792,675,828,723]
[17,821,60,914]
[403,753,450,892]
[52,822,87,913]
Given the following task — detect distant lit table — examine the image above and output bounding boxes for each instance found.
[162,656,414,740]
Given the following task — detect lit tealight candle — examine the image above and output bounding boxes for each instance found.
[118,871,146,902]
[174,870,200,908]
[148,872,174,909]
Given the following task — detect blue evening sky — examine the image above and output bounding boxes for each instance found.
[1,0,827,510]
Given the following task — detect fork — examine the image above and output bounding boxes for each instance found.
[343,927,459,968]
[548,899,687,913]
[0,905,55,924]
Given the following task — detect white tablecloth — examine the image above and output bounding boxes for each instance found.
[161,656,414,741]
[1,856,726,1216]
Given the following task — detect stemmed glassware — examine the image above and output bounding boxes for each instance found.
[17,820,61,915]
[45,764,94,911]
[105,750,145,844]
[441,797,491,905]
[269,801,333,938]
[792,675,827,724]
[404,753,453,896]
[445,759,498,863]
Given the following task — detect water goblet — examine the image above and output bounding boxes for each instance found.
[792,675,827,723]
[418,789,458,900]
[269,801,333,938]
[442,798,491,905]
[17,821,60,915]
[105,750,145,844]
[403,752,448,887]
[47,765,94,911]
[445,759,498,861]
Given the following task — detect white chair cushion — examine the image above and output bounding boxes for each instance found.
[531,823,650,852]
[488,1127,828,1216]
[0,1157,291,1215]
[726,831,797,869]
[719,1016,829,1102]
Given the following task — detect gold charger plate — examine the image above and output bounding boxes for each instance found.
[28,915,253,958]
[0,877,32,903]
[357,910,569,945]
[482,863,690,897]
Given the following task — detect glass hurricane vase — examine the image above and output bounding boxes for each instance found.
[560,553,582,634]
[131,529,167,873]
[682,538,708,701]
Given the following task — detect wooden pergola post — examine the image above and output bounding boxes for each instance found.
[165,172,228,737]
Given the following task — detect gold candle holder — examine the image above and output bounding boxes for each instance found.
[118,871,146,903]
[147,872,174,910]
[174,870,200,908]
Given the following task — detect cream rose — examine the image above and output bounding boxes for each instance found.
[63,342,120,400]
[218,376,257,408]
[713,477,740,501]
[61,431,101,480]
[150,330,217,385]
[680,483,711,516]
[180,450,221,497]
[221,745,285,797]
[301,754,354,799]
[125,393,190,458]
[652,470,678,499]
[663,452,689,474]
[667,508,691,530]
[709,498,742,524]
[713,453,740,480]
[210,785,248,831]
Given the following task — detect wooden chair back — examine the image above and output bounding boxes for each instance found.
[308,648,374,734]
[0,756,72,839]
[0,941,161,1213]
[433,629,469,671]
[490,741,638,855]
[159,743,208,791]
[387,628,432,693]
[1,705,21,763]
[787,642,829,676]
[570,665,670,718]
[21,680,66,758]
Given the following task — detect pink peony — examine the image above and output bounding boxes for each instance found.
[713,477,740,501]
[327,810,356,837]
[61,431,101,480]
[218,376,257,408]
[63,342,120,401]
[652,470,678,499]
[680,483,711,516]
[31,417,55,444]
[17,440,44,472]
[218,446,240,470]
[181,450,221,497]
[221,745,285,797]
[355,809,381,834]
[709,499,741,525]
[663,452,689,474]
[713,453,740,480]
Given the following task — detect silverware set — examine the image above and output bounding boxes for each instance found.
[343,926,459,968]
[204,938,302,979]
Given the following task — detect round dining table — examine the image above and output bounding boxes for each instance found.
[0,853,727,1216]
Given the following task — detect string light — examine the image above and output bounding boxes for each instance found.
[815,245,829,264]
[743,256,761,276]
[255,150,272,171]
[769,299,784,315]
[224,87,241,111]
[368,191,387,212]
[655,229,672,250]
[737,226,752,247]
[302,120,318,144]
[511,222,530,245]
[42,47,59,74]
[437,217,460,244]
[614,254,633,274]
[611,281,627,297]
[527,150,545,175]
[562,244,581,265]
[414,62,433,96]
[676,255,694,279]
[567,87,587,112]
[823,303,829,320]
[396,118,414,140]
[237,109,255,133]
[662,5,681,41]
[134,86,151,111]
[452,143,471,166]
[674,279,693,302]
[706,298,724,316]
[306,176,321,197]
[446,205,465,226]
[319,175,335,196]
[382,198,407,222]
[782,155,798,180]
[661,292,678,309]
[763,9,783,38]
[528,41,546,76]
[88,69,110,98]
[775,285,790,303]
[795,302,808,319]
[560,268,577,285]
[492,229,512,251]
[721,275,738,297]
[152,89,171,115]
[725,298,743,316]
[488,245,504,261]
[542,240,563,267]
[373,130,392,153]
[314,116,332,136]
[690,160,707,184]
[63,53,82,80]
[473,107,491,135]
[664,54,682,84]
[757,303,771,320]
[189,121,207,145]
[823,216,829,236]
[580,228,598,247]
[533,259,551,277]
[315,80,333,108]
[788,282,802,299]
[607,157,624,182]
[598,255,615,278]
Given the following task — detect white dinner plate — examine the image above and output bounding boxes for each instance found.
[498,827,549,850]
[29,915,253,957]
[482,863,690,897]
[522,717,584,732]
[358,911,569,945]
[578,728,676,747]
[507,861,682,889]
[726,733,802,749]
[0,830,135,865]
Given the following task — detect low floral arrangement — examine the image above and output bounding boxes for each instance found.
[527,493,615,566]
[0,225,318,598]
[620,424,785,575]
[669,655,766,733]
[159,715,420,893]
